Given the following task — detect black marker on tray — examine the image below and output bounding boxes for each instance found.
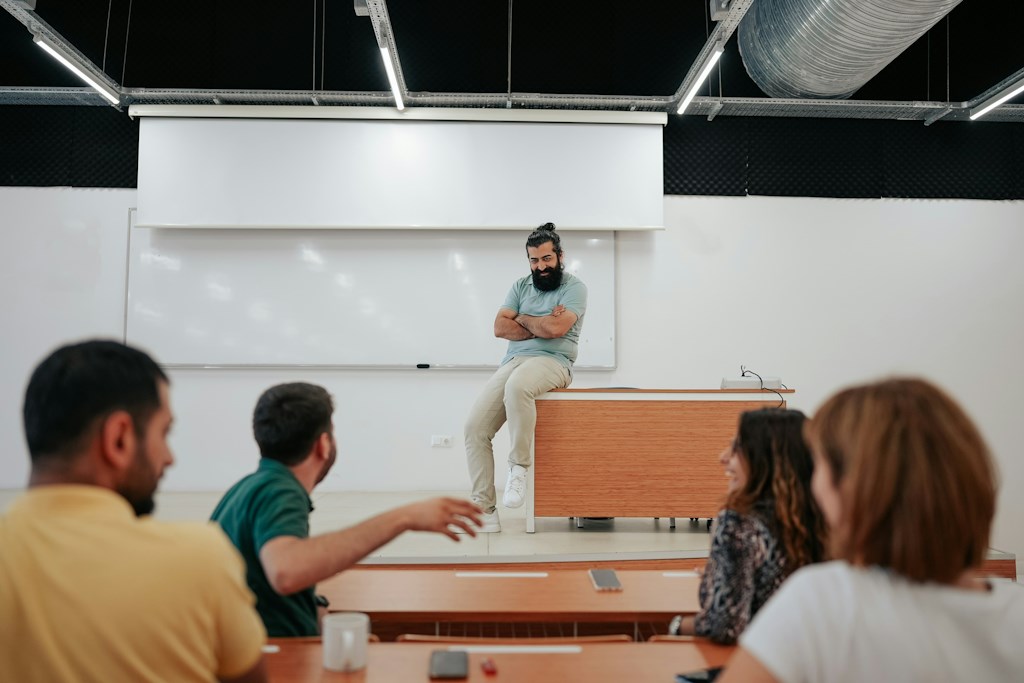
[416,363,430,369]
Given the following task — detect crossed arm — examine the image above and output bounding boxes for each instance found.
[258,497,482,596]
[494,305,578,340]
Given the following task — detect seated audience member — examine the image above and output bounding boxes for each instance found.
[671,408,826,643]
[211,382,482,637]
[720,378,1024,683]
[0,340,266,683]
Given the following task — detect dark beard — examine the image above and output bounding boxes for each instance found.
[118,441,158,517]
[129,494,156,517]
[531,265,564,292]
[316,439,338,486]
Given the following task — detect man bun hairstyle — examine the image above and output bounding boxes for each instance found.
[526,222,562,256]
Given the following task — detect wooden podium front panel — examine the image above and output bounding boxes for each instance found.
[534,399,773,519]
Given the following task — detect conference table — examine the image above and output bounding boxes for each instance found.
[317,569,702,625]
[264,639,735,682]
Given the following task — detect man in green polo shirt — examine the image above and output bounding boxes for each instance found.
[211,382,481,636]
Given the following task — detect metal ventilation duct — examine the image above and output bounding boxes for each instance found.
[737,0,964,99]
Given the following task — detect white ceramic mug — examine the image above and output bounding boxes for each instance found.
[322,612,370,672]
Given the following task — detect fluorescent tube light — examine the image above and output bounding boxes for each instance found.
[379,46,405,111]
[677,42,725,115]
[33,34,120,106]
[969,76,1024,120]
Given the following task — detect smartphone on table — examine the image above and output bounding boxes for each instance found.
[588,568,623,591]
[428,650,469,679]
[676,666,724,682]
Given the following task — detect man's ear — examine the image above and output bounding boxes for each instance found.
[98,411,137,471]
[315,432,331,461]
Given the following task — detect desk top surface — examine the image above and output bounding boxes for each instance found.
[264,640,734,682]
[317,569,702,622]
[548,388,794,394]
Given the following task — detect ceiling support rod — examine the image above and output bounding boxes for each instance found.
[670,0,755,114]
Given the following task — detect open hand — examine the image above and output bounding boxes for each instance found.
[403,497,483,540]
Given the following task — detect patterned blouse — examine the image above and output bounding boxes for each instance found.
[693,507,788,644]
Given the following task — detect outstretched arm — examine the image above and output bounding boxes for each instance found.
[258,497,482,595]
[514,304,578,339]
[495,308,535,340]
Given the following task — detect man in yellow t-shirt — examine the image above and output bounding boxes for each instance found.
[0,340,267,683]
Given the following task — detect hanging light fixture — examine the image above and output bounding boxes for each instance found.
[969,68,1024,120]
[378,31,405,111]
[677,41,725,115]
[32,32,120,106]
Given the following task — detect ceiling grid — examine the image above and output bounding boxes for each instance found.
[0,0,1020,123]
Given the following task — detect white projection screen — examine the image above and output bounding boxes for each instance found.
[135,113,664,230]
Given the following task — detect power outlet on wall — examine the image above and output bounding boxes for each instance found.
[431,435,453,448]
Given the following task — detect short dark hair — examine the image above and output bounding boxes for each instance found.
[253,382,334,466]
[526,222,562,256]
[23,340,168,463]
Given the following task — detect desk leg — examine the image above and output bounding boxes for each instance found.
[526,460,536,533]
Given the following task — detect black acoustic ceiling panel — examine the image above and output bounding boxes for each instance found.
[510,0,703,97]
[389,1,508,93]
[0,106,74,185]
[69,107,139,188]
[1017,127,1024,200]
[0,106,137,187]
[663,116,747,196]
[883,120,1021,199]
[747,118,885,198]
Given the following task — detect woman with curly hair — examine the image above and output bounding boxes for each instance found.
[672,408,827,643]
[720,378,1024,682]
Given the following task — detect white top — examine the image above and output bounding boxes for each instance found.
[740,561,1024,683]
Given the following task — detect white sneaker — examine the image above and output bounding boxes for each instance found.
[502,464,528,509]
[453,509,501,533]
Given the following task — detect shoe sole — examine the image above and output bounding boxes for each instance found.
[453,525,501,533]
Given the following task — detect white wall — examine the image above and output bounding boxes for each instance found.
[620,197,1024,565]
[0,188,131,488]
[2,188,1023,561]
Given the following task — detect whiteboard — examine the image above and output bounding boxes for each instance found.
[126,228,615,368]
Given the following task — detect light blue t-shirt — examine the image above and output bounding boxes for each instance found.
[499,272,587,369]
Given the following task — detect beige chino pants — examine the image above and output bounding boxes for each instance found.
[464,355,572,511]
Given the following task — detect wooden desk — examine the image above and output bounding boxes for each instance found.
[527,389,791,532]
[317,569,701,624]
[264,640,734,682]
